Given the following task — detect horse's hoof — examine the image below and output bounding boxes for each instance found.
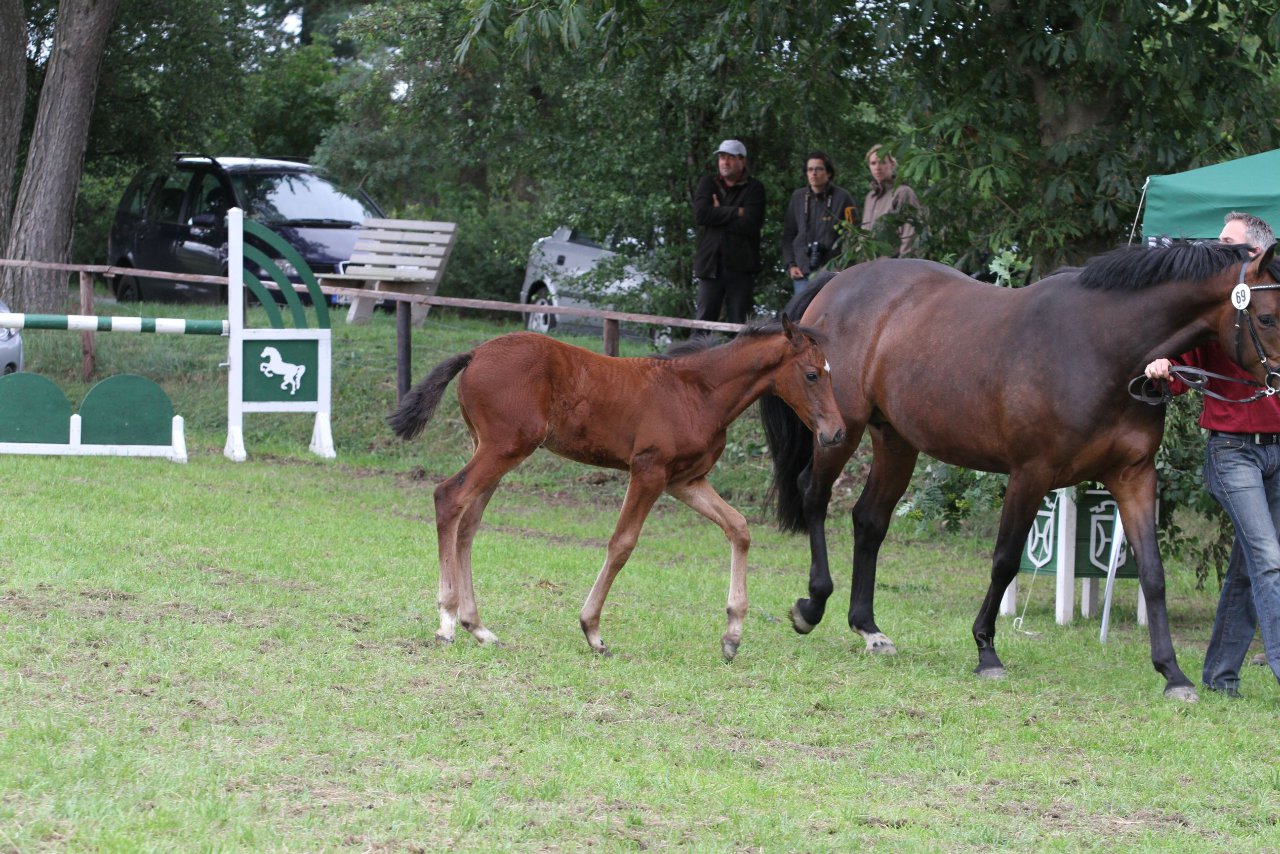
[975,665,1007,680]
[597,645,613,659]
[861,632,897,655]
[473,628,500,646]
[433,632,455,645]
[721,637,740,661]
[789,603,816,635]
[1164,684,1199,703]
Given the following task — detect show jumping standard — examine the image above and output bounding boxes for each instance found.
[761,242,1280,700]
[390,318,845,660]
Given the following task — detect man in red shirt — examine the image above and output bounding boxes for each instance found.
[1144,211,1280,697]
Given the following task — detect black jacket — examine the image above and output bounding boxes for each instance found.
[692,173,766,278]
[781,184,857,272]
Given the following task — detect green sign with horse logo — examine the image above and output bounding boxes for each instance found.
[241,339,319,403]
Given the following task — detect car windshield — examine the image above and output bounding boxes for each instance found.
[229,171,377,226]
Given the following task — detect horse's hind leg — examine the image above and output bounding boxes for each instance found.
[668,478,751,661]
[433,446,530,645]
[792,433,862,634]
[454,483,502,645]
[971,472,1049,678]
[848,428,918,655]
[579,471,665,656]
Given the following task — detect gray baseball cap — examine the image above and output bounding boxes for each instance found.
[714,139,747,158]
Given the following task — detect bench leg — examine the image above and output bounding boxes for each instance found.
[345,294,376,325]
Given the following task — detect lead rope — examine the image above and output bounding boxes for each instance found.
[1011,490,1059,634]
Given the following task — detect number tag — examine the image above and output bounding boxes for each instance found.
[1232,283,1252,310]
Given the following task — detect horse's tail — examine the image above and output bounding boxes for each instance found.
[762,271,838,532]
[761,392,813,533]
[387,352,473,440]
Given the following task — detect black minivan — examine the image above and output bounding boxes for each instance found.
[106,155,383,302]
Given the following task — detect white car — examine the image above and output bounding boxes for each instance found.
[518,227,664,340]
[0,300,22,374]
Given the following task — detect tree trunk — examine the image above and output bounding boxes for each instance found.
[0,0,121,312]
[0,0,25,253]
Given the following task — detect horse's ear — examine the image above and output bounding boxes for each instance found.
[781,313,797,342]
[1257,243,1277,279]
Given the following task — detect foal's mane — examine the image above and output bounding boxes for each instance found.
[1077,241,1252,291]
[655,321,805,360]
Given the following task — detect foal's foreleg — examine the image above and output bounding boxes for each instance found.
[579,473,664,656]
[668,479,751,661]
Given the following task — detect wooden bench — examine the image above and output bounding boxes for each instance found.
[318,218,457,326]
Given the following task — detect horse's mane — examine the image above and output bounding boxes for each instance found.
[655,321,813,360]
[1077,241,1252,291]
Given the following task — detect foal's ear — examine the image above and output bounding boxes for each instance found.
[781,313,798,342]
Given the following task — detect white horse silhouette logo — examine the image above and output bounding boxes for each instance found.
[259,346,306,395]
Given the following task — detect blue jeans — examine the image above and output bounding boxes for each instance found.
[791,276,809,294]
[1202,433,1280,690]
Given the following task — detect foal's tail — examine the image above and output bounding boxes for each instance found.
[761,272,836,532]
[387,352,473,440]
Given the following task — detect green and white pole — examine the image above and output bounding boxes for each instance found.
[0,313,228,335]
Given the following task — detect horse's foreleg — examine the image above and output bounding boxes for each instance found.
[972,473,1048,679]
[1106,468,1197,701]
[579,472,664,656]
[793,438,860,634]
[668,479,751,660]
[848,432,917,655]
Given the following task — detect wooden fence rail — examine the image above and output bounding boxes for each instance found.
[0,258,745,395]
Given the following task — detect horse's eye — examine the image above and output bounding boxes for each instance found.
[1261,315,1278,328]
[805,371,819,383]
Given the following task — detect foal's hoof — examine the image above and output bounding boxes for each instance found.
[433,632,455,645]
[789,602,816,635]
[473,628,501,646]
[1164,684,1199,703]
[974,665,1007,680]
[721,637,740,662]
[860,632,897,656]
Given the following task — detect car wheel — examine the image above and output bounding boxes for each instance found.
[114,270,142,302]
[525,286,557,334]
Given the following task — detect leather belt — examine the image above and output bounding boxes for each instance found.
[1211,430,1280,445]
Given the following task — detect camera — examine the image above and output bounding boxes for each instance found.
[806,241,827,272]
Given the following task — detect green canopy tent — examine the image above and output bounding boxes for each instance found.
[1139,149,1280,241]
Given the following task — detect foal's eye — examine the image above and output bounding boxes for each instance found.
[805,371,819,383]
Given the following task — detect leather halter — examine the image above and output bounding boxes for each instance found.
[1231,258,1280,393]
[1131,260,1280,406]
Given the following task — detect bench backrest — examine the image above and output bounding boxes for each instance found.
[344,218,457,283]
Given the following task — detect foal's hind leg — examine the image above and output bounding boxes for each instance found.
[433,447,530,644]
[454,483,502,645]
[847,428,918,655]
[579,471,665,656]
[668,478,751,661]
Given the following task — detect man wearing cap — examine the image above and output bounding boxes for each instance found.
[1144,212,1280,698]
[692,139,766,324]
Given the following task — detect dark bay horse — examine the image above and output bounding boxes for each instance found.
[390,318,844,660]
[761,242,1280,700]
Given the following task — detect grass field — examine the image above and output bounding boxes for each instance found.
[2,300,1278,851]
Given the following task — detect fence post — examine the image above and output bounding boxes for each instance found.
[603,318,620,357]
[79,272,95,381]
[396,300,411,401]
